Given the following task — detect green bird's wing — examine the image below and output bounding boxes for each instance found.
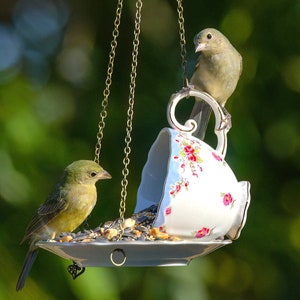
[21,184,68,243]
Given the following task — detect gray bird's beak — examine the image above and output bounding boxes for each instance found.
[99,170,112,180]
[195,43,206,53]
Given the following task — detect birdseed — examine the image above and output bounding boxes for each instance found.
[53,205,181,243]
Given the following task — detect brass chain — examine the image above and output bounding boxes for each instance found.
[94,0,123,164]
[176,0,188,86]
[119,0,143,226]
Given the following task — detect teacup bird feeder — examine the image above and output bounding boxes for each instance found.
[37,0,251,275]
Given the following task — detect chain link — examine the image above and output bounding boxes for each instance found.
[118,0,143,227]
[94,0,123,164]
[176,0,188,86]
[93,0,186,237]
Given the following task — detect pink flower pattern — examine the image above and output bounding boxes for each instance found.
[159,225,166,233]
[166,133,235,238]
[184,145,197,162]
[165,207,172,215]
[221,192,235,208]
[195,227,211,238]
[170,134,204,198]
[212,152,223,161]
[169,178,189,197]
[173,134,203,175]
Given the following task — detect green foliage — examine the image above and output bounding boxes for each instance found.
[1,0,300,299]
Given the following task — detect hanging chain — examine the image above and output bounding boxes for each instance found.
[176,0,188,86]
[118,0,143,227]
[94,0,123,164]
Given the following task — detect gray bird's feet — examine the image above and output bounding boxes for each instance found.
[218,106,232,132]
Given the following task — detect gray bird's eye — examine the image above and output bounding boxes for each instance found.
[90,171,97,177]
[207,33,212,39]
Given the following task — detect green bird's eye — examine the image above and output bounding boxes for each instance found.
[207,33,212,39]
[90,171,97,177]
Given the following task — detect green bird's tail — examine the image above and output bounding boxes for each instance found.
[16,249,39,291]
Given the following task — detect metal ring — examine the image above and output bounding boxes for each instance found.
[110,248,126,266]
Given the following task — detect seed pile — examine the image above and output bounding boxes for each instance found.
[52,205,181,243]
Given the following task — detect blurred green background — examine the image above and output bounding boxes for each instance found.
[1,0,300,299]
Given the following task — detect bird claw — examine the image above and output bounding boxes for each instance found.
[217,106,232,131]
[185,81,196,91]
[67,261,85,280]
[179,84,191,94]
[178,81,197,98]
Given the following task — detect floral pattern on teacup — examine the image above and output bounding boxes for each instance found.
[169,177,189,197]
[169,133,204,198]
[221,192,235,208]
[212,151,223,161]
[173,133,203,177]
[165,207,172,215]
[136,127,250,241]
[212,151,229,168]
[195,227,211,238]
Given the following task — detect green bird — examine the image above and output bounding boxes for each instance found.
[189,28,242,140]
[16,160,111,291]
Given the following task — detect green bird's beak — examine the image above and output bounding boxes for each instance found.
[99,170,112,180]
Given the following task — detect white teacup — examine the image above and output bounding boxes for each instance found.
[135,88,250,241]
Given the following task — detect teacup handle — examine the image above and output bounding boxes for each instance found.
[167,87,230,157]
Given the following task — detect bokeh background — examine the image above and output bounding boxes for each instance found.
[1,0,300,299]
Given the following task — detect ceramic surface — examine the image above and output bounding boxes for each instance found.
[135,88,250,241]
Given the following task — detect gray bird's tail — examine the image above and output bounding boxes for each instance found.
[16,249,39,291]
[189,99,212,140]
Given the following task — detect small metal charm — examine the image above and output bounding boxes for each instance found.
[67,261,85,280]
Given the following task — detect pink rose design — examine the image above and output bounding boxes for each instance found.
[184,145,194,154]
[159,226,166,232]
[165,207,172,215]
[212,152,223,161]
[195,227,210,238]
[170,184,181,196]
[184,145,197,161]
[187,153,197,161]
[173,134,203,177]
[223,193,233,206]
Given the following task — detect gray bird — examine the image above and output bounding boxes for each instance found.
[189,28,242,140]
